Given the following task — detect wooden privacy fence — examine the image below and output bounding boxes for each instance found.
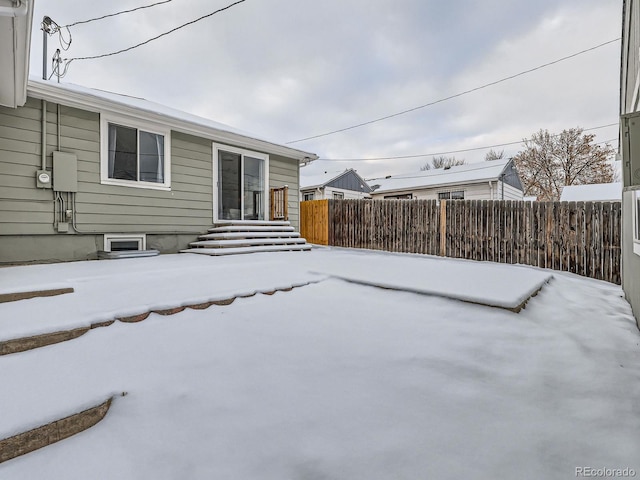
[301,200,329,245]
[300,199,622,284]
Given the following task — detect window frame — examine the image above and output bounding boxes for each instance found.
[438,190,465,200]
[332,191,344,200]
[100,113,171,191]
[383,193,412,199]
[302,192,315,201]
[103,233,146,252]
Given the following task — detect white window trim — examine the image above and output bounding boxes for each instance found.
[100,113,172,191]
[302,191,314,201]
[103,234,147,252]
[438,190,465,200]
[212,143,269,223]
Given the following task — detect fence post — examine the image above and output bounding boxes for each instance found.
[439,200,447,256]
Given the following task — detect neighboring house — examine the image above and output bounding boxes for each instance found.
[369,158,523,201]
[0,11,317,264]
[620,0,640,325]
[560,183,622,202]
[300,168,372,201]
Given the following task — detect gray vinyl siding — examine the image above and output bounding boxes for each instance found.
[501,160,523,191]
[75,128,213,233]
[0,97,55,235]
[621,0,639,113]
[1,96,304,258]
[269,154,300,229]
[326,170,372,193]
[621,0,640,325]
[0,98,214,236]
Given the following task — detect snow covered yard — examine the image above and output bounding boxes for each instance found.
[1,249,639,479]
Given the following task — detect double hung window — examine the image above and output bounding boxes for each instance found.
[438,190,464,200]
[101,115,170,190]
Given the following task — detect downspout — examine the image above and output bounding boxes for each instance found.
[489,181,494,200]
[41,100,47,170]
[57,104,61,149]
[0,0,28,17]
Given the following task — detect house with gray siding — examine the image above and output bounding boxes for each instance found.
[620,0,640,326]
[368,159,523,201]
[300,168,372,201]
[0,78,317,263]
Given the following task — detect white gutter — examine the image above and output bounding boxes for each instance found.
[0,0,28,17]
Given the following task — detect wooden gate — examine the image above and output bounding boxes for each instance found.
[270,186,289,221]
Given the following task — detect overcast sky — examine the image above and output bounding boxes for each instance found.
[30,0,622,180]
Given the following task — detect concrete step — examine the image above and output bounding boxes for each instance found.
[213,220,291,227]
[199,231,300,240]
[207,225,295,234]
[190,238,307,248]
[181,244,312,256]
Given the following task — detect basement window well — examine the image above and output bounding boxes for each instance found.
[104,234,146,252]
[99,234,158,259]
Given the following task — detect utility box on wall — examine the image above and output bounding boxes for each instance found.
[52,151,78,192]
[621,112,640,187]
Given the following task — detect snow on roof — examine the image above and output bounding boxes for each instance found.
[560,183,622,202]
[300,169,364,189]
[370,159,510,194]
[26,77,317,161]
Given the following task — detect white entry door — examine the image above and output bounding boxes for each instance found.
[214,144,269,221]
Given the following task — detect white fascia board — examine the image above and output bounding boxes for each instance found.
[373,178,502,195]
[0,2,33,108]
[300,184,323,191]
[26,80,318,165]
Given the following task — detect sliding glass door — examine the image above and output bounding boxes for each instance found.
[216,145,268,221]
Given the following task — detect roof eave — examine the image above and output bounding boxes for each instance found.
[0,1,34,108]
[372,176,503,195]
[27,80,318,164]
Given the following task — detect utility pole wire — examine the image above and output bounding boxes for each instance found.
[315,123,619,162]
[287,38,621,145]
[69,0,246,62]
[62,0,174,28]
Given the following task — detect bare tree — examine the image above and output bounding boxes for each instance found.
[485,149,505,161]
[513,128,615,201]
[421,156,465,171]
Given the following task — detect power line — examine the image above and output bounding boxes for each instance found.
[286,38,621,145]
[363,137,619,183]
[314,123,619,162]
[68,0,247,62]
[365,160,514,183]
[62,0,174,28]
